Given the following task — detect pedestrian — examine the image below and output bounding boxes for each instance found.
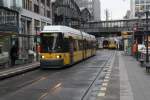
[10,43,18,66]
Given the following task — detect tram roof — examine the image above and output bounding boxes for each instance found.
[42,25,81,35]
[42,25,96,40]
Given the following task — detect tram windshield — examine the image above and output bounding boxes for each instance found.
[40,33,68,53]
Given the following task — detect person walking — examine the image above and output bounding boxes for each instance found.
[10,43,18,66]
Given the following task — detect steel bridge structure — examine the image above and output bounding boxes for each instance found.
[80,18,150,36]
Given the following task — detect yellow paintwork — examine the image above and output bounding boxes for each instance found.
[40,49,96,66]
[73,51,83,62]
[108,44,117,49]
[40,53,70,65]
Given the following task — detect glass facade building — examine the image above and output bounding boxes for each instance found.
[131,0,150,18]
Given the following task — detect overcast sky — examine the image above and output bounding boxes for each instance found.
[101,0,130,20]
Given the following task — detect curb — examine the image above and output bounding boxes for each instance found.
[0,63,40,80]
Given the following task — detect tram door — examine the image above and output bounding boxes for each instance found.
[69,37,74,64]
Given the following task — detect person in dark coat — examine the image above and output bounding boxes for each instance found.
[10,44,18,66]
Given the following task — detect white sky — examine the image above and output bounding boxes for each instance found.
[101,0,130,20]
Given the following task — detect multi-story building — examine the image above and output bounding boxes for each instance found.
[93,0,101,21]
[0,0,52,62]
[1,0,52,32]
[0,0,3,6]
[52,0,81,28]
[75,0,93,13]
[130,0,150,18]
[75,0,101,21]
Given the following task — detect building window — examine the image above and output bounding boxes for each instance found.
[41,21,46,30]
[34,19,40,30]
[47,10,51,18]
[47,0,50,7]
[34,4,39,14]
[23,0,25,8]
[23,0,32,11]
[29,0,32,11]
[41,0,45,4]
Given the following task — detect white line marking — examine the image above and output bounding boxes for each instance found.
[97,92,105,97]
[100,87,107,91]
[104,79,109,82]
[102,83,108,86]
[106,73,111,76]
[105,76,110,79]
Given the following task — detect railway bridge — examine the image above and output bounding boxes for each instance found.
[80,18,150,37]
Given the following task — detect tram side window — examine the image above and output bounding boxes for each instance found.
[88,41,91,49]
[87,41,89,49]
[63,38,70,52]
[91,41,94,49]
[76,40,79,51]
[78,40,83,50]
[73,40,78,51]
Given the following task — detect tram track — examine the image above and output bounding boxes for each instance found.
[0,50,116,100]
[81,50,116,100]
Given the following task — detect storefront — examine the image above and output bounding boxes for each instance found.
[0,6,38,67]
[121,31,133,55]
[0,32,39,66]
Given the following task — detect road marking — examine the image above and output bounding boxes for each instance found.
[106,71,111,73]
[102,83,108,86]
[104,79,109,82]
[97,92,105,97]
[39,93,48,100]
[54,83,62,89]
[100,87,107,91]
[105,76,110,79]
[107,69,112,72]
[106,73,111,76]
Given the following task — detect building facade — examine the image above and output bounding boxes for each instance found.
[93,0,101,21]
[75,0,101,21]
[52,0,81,28]
[0,0,52,64]
[1,0,52,33]
[80,7,91,22]
[130,0,150,18]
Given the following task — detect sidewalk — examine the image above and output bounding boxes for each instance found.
[120,52,150,100]
[97,51,150,100]
[0,62,40,80]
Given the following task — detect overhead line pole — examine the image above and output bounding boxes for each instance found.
[145,11,149,63]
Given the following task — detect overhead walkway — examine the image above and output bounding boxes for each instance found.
[80,18,150,36]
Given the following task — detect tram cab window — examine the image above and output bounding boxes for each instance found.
[40,33,64,53]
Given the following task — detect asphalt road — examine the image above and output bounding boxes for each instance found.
[0,50,115,100]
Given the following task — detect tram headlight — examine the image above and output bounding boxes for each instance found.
[41,56,45,59]
[56,55,61,59]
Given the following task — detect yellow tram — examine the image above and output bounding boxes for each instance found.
[108,38,117,49]
[39,25,96,68]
